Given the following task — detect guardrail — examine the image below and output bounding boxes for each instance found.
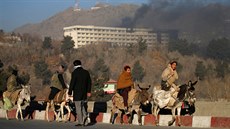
[0,100,229,128]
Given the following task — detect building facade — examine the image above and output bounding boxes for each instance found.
[63,25,170,48]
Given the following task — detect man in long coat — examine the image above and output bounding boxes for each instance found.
[68,60,92,126]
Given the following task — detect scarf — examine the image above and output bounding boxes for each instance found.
[117,70,134,89]
[74,65,82,70]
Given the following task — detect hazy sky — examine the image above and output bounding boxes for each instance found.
[0,0,148,32]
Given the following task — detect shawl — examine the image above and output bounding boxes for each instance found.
[116,70,134,89]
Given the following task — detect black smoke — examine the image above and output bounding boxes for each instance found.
[120,0,230,43]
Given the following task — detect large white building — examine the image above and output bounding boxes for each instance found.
[63,25,170,48]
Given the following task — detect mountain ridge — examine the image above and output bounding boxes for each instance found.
[14,4,139,39]
[13,3,230,43]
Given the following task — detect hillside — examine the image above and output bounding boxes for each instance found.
[14,4,139,40]
[13,2,230,44]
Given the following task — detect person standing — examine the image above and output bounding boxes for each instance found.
[68,60,92,126]
[116,65,134,112]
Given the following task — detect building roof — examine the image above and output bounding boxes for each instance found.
[104,79,117,84]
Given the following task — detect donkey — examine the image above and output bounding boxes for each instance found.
[110,92,125,124]
[110,84,151,125]
[127,84,151,125]
[151,80,197,126]
[45,88,73,122]
[2,85,31,120]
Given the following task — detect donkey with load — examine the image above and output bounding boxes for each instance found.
[151,80,197,126]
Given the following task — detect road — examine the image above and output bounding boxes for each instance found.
[0,118,219,129]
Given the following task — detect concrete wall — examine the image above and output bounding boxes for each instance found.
[194,101,230,117]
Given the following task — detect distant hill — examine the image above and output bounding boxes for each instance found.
[14,4,139,40]
[14,3,230,43]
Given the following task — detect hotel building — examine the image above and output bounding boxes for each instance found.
[63,25,170,48]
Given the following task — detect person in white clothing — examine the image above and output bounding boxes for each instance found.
[161,61,179,92]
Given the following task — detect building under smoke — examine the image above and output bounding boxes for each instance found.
[63,25,176,48]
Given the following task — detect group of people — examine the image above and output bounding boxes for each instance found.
[0,59,179,126]
[116,61,179,114]
[48,60,92,126]
[0,59,92,127]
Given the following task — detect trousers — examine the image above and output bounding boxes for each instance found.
[74,100,87,125]
[48,87,60,100]
[117,86,131,107]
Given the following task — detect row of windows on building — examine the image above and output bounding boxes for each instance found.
[75,32,156,37]
[65,28,154,34]
[74,38,169,48]
[70,35,168,46]
[75,36,156,41]
[76,39,155,44]
[76,42,153,48]
[75,27,150,31]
